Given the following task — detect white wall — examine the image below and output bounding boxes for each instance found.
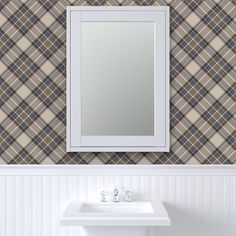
[0,165,235,236]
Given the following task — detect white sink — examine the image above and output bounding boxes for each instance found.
[61,201,170,236]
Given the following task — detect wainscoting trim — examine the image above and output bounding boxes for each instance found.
[0,165,235,176]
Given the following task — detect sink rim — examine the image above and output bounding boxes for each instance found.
[61,201,171,227]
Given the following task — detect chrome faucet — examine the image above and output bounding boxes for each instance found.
[113,187,119,202]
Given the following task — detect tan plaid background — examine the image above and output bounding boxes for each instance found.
[0,0,235,164]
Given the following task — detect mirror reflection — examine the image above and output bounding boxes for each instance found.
[81,22,155,136]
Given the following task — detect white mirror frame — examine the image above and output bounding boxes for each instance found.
[67,6,169,152]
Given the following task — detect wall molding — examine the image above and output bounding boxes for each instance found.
[0,165,235,176]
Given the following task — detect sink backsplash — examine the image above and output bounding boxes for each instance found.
[0,0,235,164]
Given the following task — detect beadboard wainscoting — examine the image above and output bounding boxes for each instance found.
[0,165,235,236]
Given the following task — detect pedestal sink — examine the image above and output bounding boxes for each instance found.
[61,201,170,236]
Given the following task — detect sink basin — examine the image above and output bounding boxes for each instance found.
[79,202,154,214]
[61,201,170,227]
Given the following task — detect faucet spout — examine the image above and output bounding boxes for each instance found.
[113,187,119,202]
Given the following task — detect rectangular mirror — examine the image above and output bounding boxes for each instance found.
[82,22,154,136]
[67,7,169,152]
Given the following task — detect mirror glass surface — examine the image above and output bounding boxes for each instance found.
[81,22,154,136]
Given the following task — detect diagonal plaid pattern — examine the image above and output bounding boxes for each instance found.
[0,0,235,164]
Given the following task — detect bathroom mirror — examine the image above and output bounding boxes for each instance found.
[67,7,169,152]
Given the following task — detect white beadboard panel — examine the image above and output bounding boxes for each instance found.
[0,176,7,236]
[0,166,235,236]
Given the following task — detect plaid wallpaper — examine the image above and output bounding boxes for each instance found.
[0,0,235,164]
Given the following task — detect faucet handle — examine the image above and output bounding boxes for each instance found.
[125,190,133,202]
[100,191,108,202]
